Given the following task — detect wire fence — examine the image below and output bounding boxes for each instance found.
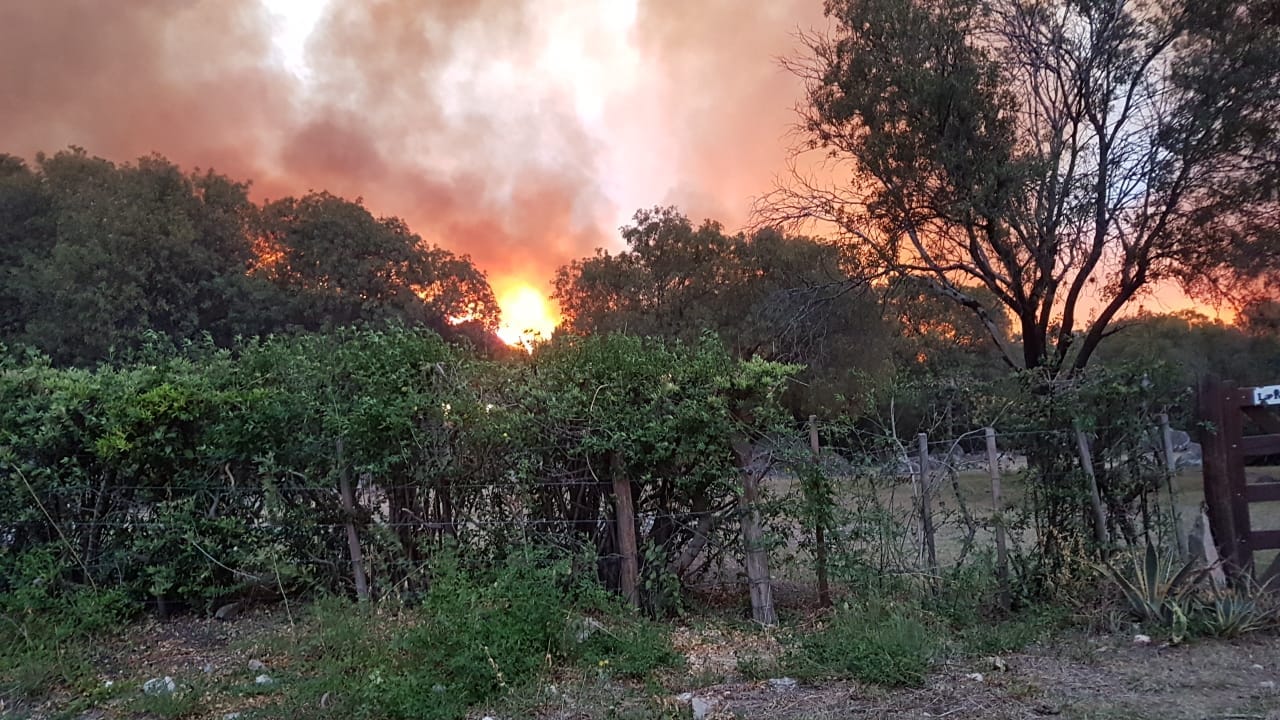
[3,415,1205,616]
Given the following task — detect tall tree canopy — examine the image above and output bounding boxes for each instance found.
[254,192,499,333]
[553,207,892,415]
[761,0,1280,372]
[0,149,500,364]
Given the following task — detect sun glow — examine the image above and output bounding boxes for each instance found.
[495,283,558,348]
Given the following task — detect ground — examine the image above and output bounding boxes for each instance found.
[6,606,1279,720]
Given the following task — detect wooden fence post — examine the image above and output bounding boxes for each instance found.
[984,427,1010,611]
[917,433,938,580]
[733,436,777,626]
[611,451,640,608]
[1074,427,1110,548]
[1199,375,1240,570]
[1158,413,1189,560]
[336,439,370,602]
[808,415,831,608]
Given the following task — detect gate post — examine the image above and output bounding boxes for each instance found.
[1199,375,1241,572]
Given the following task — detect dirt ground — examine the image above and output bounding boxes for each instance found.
[676,634,1280,720]
[9,607,1279,720]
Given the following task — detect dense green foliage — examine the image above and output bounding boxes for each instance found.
[264,555,677,720]
[0,149,500,365]
[0,327,797,615]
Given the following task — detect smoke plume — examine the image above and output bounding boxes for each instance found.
[0,0,822,295]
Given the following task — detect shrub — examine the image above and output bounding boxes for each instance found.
[260,551,678,720]
[785,602,939,687]
[0,548,133,698]
[1100,543,1204,627]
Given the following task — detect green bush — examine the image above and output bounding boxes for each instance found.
[260,551,678,720]
[786,602,939,687]
[0,548,133,698]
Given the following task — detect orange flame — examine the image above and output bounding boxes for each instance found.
[494,281,559,348]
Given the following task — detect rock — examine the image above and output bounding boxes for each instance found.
[691,696,717,720]
[222,714,242,720]
[431,684,446,694]
[1261,680,1276,691]
[202,663,214,675]
[254,674,274,686]
[142,676,176,696]
[571,616,607,643]
[1032,703,1062,716]
[767,677,797,690]
[102,680,114,689]
[674,692,694,704]
[987,656,1009,671]
[1133,634,1152,645]
[964,672,985,682]
[247,659,266,672]
[214,602,242,621]
[1189,509,1227,588]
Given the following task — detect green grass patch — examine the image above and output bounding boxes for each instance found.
[247,553,679,720]
[784,601,940,687]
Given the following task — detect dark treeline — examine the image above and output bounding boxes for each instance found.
[2,148,1277,410]
[552,206,1280,423]
[0,148,504,365]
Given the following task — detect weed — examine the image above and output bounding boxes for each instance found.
[244,551,678,720]
[0,549,133,699]
[784,601,939,687]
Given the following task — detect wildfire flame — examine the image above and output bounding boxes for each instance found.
[495,282,558,348]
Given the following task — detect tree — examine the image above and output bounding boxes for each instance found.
[255,193,499,334]
[1094,310,1280,387]
[761,0,1280,372]
[0,155,54,337]
[0,149,503,363]
[553,207,892,415]
[5,149,261,364]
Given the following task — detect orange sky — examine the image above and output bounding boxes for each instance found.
[0,0,1228,341]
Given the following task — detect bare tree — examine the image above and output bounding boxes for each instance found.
[758,0,1280,372]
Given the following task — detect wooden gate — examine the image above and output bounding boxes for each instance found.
[1199,377,1280,578]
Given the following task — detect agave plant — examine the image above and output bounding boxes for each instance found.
[1198,576,1280,639]
[1099,544,1206,626]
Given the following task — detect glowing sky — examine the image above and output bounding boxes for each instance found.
[0,0,1228,345]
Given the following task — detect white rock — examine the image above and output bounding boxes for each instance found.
[964,672,985,682]
[1132,634,1152,645]
[1251,664,1265,671]
[223,714,242,720]
[254,674,274,686]
[247,659,266,672]
[142,676,176,696]
[691,696,717,720]
[987,656,1008,671]
[1261,680,1276,691]
[674,692,694,704]
[202,663,214,675]
[767,677,797,690]
[102,680,114,689]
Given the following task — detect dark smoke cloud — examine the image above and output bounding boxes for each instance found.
[0,0,823,289]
